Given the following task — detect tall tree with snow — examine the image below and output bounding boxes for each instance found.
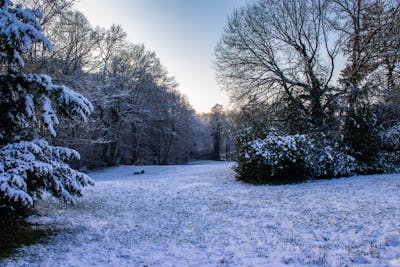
[0,0,93,220]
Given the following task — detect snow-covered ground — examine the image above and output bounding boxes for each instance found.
[2,161,400,267]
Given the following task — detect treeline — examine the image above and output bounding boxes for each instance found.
[20,0,211,168]
[215,0,400,183]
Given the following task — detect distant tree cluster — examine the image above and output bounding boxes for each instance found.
[215,0,400,183]
[195,104,236,161]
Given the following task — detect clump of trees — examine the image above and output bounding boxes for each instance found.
[215,0,400,183]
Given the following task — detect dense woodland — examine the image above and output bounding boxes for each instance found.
[1,0,399,254]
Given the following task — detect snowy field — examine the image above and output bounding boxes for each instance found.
[2,161,400,267]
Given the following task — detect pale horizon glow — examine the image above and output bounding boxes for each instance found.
[74,0,247,113]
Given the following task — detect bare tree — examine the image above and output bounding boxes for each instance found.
[215,0,341,131]
[48,11,100,76]
[16,0,76,27]
[97,24,127,80]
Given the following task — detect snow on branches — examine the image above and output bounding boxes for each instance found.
[0,139,94,207]
[0,73,94,139]
[0,0,52,69]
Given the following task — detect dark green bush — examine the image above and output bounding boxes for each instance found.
[235,133,357,184]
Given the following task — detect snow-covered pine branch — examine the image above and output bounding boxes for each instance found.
[0,139,94,208]
[0,0,52,70]
[0,73,93,138]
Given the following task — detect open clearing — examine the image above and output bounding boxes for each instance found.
[2,161,400,266]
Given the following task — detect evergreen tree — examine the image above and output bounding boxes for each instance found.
[343,105,380,169]
[0,0,93,220]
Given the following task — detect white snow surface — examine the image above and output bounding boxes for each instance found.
[2,161,400,267]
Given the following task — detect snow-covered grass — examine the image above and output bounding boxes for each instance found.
[2,161,400,266]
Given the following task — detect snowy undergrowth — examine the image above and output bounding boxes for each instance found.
[1,161,400,267]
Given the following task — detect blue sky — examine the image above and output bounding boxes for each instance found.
[75,0,248,113]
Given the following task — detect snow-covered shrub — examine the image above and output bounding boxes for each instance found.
[380,123,400,151]
[374,151,400,173]
[236,133,357,184]
[373,124,400,173]
[238,134,313,183]
[0,1,93,221]
[309,143,357,178]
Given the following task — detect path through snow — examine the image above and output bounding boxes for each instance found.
[2,161,400,266]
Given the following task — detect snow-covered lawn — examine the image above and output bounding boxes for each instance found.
[2,161,400,267]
